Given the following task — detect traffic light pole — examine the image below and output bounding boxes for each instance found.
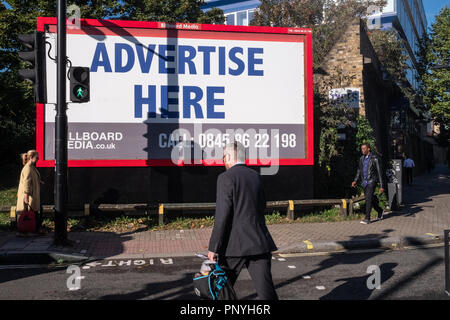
[54,0,69,246]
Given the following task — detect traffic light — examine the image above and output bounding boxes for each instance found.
[69,67,90,103]
[70,67,90,103]
[17,32,47,103]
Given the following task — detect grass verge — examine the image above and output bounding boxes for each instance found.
[0,187,17,207]
[0,205,384,233]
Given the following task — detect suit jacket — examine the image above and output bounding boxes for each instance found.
[16,163,41,212]
[354,153,385,189]
[208,164,278,257]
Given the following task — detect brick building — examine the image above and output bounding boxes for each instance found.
[315,19,393,165]
[315,17,440,189]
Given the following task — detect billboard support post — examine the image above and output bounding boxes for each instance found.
[54,0,69,246]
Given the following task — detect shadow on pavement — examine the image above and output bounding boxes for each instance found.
[319,263,397,300]
[99,272,197,300]
[61,231,134,259]
[391,165,450,219]
[0,266,65,286]
[319,236,446,300]
[372,236,445,300]
[334,229,394,250]
[240,232,393,300]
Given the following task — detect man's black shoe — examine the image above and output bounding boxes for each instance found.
[360,220,370,225]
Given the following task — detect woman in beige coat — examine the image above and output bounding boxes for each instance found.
[16,150,45,236]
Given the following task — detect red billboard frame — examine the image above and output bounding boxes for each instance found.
[36,17,313,168]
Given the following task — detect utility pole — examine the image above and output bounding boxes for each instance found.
[54,0,70,246]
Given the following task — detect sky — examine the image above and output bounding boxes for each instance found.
[2,0,449,28]
[424,0,449,29]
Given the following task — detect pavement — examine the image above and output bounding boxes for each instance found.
[1,165,449,264]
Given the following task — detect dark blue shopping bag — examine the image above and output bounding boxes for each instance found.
[193,262,237,300]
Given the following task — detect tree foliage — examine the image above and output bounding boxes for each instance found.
[315,68,356,167]
[251,0,386,67]
[418,6,449,140]
[313,68,363,197]
[356,115,376,154]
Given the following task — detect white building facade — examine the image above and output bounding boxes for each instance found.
[370,0,428,91]
[203,0,259,26]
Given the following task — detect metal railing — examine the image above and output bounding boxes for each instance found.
[2,195,366,226]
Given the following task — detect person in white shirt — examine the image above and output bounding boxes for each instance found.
[403,156,415,185]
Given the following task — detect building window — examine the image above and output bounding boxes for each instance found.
[248,10,255,24]
[224,9,256,26]
[237,11,248,26]
[226,14,235,25]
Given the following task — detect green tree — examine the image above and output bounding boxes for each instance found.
[251,0,386,67]
[313,68,360,197]
[356,115,376,154]
[0,1,54,166]
[420,7,449,141]
[315,68,356,167]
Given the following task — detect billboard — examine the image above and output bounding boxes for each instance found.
[36,18,313,167]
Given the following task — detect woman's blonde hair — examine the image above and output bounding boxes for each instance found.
[21,150,38,166]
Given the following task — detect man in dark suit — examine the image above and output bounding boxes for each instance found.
[208,141,278,300]
[352,143,385,224]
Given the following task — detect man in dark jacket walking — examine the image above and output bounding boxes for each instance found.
[208,141,278,300]
[352,143,385,224]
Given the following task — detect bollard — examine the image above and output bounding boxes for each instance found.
[10,206,17,227]
[348,199,354,216]
[340,199,347,216]
[158,204,165,226]
[10,206,16,220]
[84,204,90,216]
[287,200,294,221]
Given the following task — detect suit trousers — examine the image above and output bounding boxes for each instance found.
[405,167,413,185]
[364,183,383,221]
[219,253,278,300]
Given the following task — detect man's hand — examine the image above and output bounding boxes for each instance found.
[379,188,385,194]
[351,181,357,188]
[24,194,29,204]
[208,251,217,262]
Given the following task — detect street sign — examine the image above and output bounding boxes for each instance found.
[329,88,361,109]
[36,18,313,167]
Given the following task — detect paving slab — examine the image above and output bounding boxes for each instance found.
[0,165,448,262]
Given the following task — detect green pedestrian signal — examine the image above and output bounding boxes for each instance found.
[75,86,87,98]
[70,67,90,103]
